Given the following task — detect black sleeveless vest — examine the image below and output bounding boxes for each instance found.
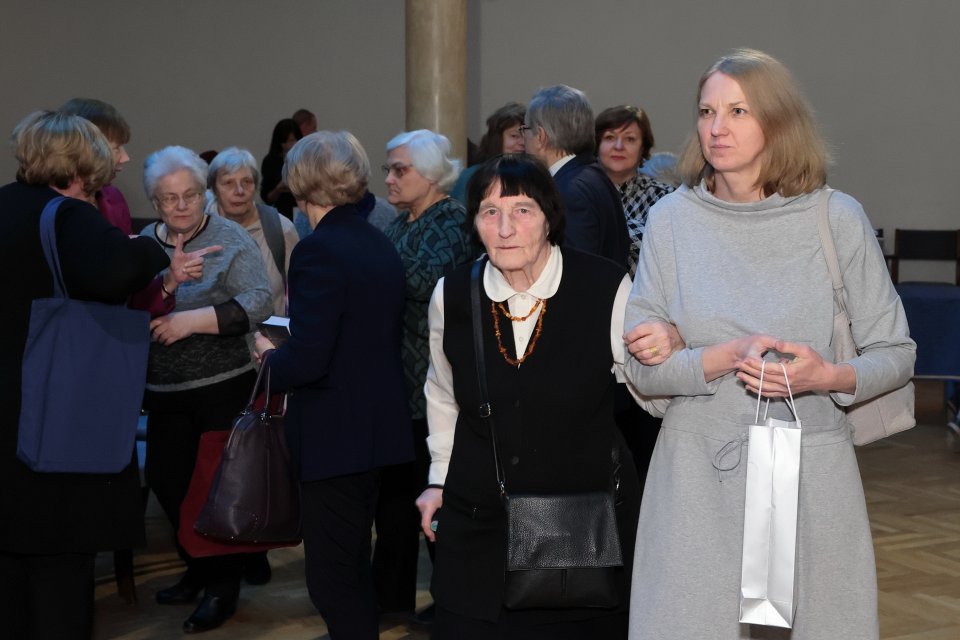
[441,248,625,510]
[431,248,635,622]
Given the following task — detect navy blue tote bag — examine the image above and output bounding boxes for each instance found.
[17,196,151,473]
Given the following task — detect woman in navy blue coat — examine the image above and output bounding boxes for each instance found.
[255,130,412,640]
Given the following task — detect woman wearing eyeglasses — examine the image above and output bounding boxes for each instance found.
[140,146,272,634]
[374,129,478,619]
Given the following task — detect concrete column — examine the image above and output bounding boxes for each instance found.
[405,0,467,162]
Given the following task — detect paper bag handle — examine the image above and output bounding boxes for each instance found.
[754,362,800,425]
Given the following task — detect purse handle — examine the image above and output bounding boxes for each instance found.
[754,362,801,427]
[813,189,852,319]
[469,256,620,500]
[249,354,285,417]
[38,196,70,298]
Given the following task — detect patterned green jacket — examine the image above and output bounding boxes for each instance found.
[383,197,479,419]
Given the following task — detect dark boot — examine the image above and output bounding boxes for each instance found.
[182,593,237,633]
[155,572,203,605]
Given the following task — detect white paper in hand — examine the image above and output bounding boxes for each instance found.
[257,316,291,348]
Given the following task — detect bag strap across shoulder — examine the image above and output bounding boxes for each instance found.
[38,195,69,298]
[470,256,506,497]
[469,255,620,499]
[814,188,848,315]
[257,204,287,288]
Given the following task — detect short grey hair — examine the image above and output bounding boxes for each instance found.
[207,147,261,191]
[526,85,596,155]
[386,129,460,193]
[143,145,207,199]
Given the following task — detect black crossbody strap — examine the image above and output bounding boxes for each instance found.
[470,256,506,497]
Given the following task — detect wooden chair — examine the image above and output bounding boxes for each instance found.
[889,229,960,285]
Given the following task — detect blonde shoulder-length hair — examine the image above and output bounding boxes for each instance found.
[284,131,370,207]
[13,110,113,196]
[678,48,829,197]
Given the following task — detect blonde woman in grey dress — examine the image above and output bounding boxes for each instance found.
[622,49,914,640]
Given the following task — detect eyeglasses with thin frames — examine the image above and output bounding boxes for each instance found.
[381,163,413,179]
[155,190,203,210]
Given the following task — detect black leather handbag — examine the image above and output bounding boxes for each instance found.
[469,258,623,610]
[194,357,301,543]
[503,489,622,609]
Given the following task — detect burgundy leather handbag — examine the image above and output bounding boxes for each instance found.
[190,358,301,549]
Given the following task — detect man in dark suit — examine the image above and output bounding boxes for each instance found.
[523,84,629,269]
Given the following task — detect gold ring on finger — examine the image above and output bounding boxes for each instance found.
[649,345,660,356]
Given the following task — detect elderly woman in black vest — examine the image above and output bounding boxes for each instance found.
[415,154,681,639]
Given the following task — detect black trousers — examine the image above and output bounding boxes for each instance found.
[433,605,627,640]
[143,371,256,598]
[302,470,380,640]
[372,417,433,612]
[614,384,662,496]
[0,551,96,640]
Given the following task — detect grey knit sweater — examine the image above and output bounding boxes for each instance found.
[143,214,272,392]
[624,183,915,429]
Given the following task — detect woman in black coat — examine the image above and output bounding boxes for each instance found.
[255,130,413,639]
[0,111,169,640]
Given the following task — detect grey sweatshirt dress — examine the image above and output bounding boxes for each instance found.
[624,184,915,640]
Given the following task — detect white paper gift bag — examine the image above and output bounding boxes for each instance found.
[739,362,802,628]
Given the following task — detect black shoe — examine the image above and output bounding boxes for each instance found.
[243,553,272,586]
[409,604,436,625]
[182,594,237,634]
[379,607,413,622]
[155,576,203,605]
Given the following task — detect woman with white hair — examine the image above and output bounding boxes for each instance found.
[208,147,299,316]
[376,129,478,618]
[140,146,272,634]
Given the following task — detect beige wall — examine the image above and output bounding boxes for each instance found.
[0,0,406,212]
[2,1,956,276]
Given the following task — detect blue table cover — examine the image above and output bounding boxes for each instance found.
[896,283,960,379]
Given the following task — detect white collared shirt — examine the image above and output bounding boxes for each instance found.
[548,155,576,176]
[423,245,667,485]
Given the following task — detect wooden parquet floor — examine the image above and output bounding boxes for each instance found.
[860,382,960,640]
[92,381,960,639]
[92,510,433,640]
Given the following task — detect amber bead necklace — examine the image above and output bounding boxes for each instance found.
[490,298,548,367]
[497,298,542,321]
